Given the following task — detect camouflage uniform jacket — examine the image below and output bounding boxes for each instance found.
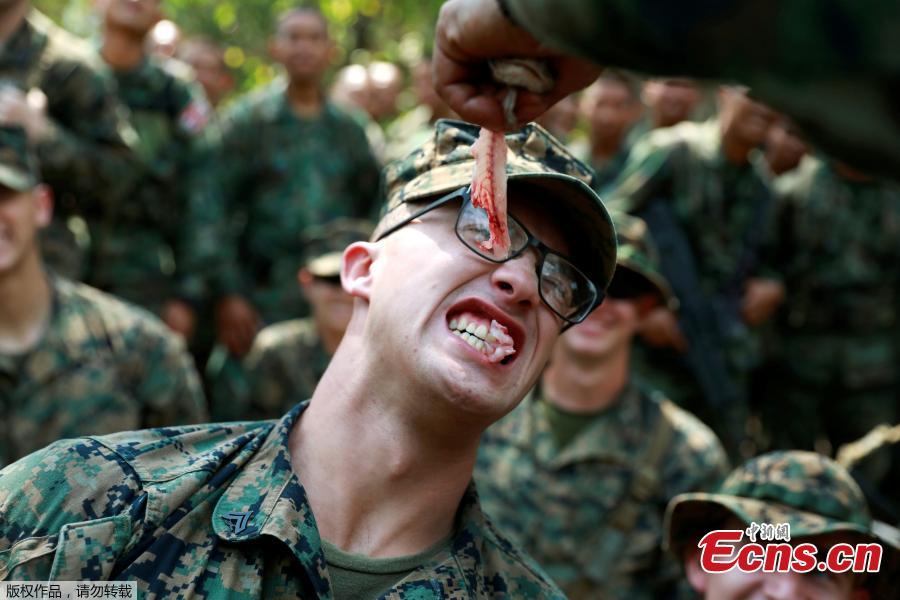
[242,318,331,421]
[772,157,900,389]
[502,0,900,178]
[0,10,136,277]
[87,56,213,312]
[475,381,729,599]
[0,277,207,468]
[608,119,776,295]
[0,401,565,599]
[180,80,381,321]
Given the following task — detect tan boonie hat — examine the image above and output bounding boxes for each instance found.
[301,218,374,278]
[0,126,39,192]
[381,119,617,295]
[611,211,677,309]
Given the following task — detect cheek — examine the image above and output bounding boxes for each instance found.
[705,570,761,599]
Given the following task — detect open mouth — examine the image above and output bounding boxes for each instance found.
[446,300,524,365]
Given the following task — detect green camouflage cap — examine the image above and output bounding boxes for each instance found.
[381,119,617,294]
[0,126,38,192]
[611,211,677,309]
[301,218,374,277]
[665,451,882,556]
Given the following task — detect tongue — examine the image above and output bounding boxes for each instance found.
[486,319,515,363]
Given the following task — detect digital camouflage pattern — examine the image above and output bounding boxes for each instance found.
[763,158,900,455]
[0,277,207,468]
[501,0,900,178]
[0,401,565,599]
[608,119,775,295]
[607,119,774,447]
[0,10,136,279]
[86,56,213,313]
[611,211,675,309]
[0,125,37,191]
[179,79,381,323]
[475,383,729,599]
[666,450,880,554]
[381,118,617,296]
[240,318,330,420]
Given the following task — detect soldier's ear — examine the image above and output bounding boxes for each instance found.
[341,242,377,301]
[34,185,53,229]
[683,547,710,594]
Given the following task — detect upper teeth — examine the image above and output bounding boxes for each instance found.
[449,316,493,353]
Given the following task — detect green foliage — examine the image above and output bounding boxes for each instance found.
[35,0,444,93]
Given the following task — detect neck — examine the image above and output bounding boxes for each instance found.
[0,249,52,355]
[590,134,624,164]
[289,328,481,557]
[0,0,29,45]
[100,27,146,71]
[286,79,323,117]
[541,346,629,413]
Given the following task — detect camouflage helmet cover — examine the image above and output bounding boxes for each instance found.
[380,119,617,295]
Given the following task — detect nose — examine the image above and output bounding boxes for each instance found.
[490,251,541,312]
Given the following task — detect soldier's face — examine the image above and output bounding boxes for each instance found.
[644,79,702,128]
[299,269,353,337]
[0,185,51,274]
[349,194,569,423]
[583,81,642,143]
[684,534,861,600]
[271,11,332,83]
[555,295,643,364]
[719,90,777,149]
[102,0,162,36]
[766,119,808,175]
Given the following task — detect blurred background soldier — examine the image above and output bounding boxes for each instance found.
[666,451,900,600]
[761,116,809,179]
[89,0,213,335]
[366,60,402,125]
[329,63,386,162]
[641,78,704,131]
[0,126,206,469]
[766,158,900,492]
[182,6,381,407]
[0,0,136,279]
[232,218,373,421]
[579,71,643,194]
[177,37,235,109]
[476,213,729,599]
[608,87,783,459]
[384,55,456,162]
[534,93,579,145]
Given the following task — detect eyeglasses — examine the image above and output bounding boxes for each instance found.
[375,186,603,325]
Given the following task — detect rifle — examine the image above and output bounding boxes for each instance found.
[638,198,744,416]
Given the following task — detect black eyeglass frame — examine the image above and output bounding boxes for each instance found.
[375,186,605,327]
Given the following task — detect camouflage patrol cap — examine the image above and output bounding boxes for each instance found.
[0,126,39,192]
[611,212,677,309]
[301,218,374,278]
[665,450,881,557]
[381,119,617,294]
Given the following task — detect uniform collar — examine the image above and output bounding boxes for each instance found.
[212,401,512,595]
[212,401,330,590]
